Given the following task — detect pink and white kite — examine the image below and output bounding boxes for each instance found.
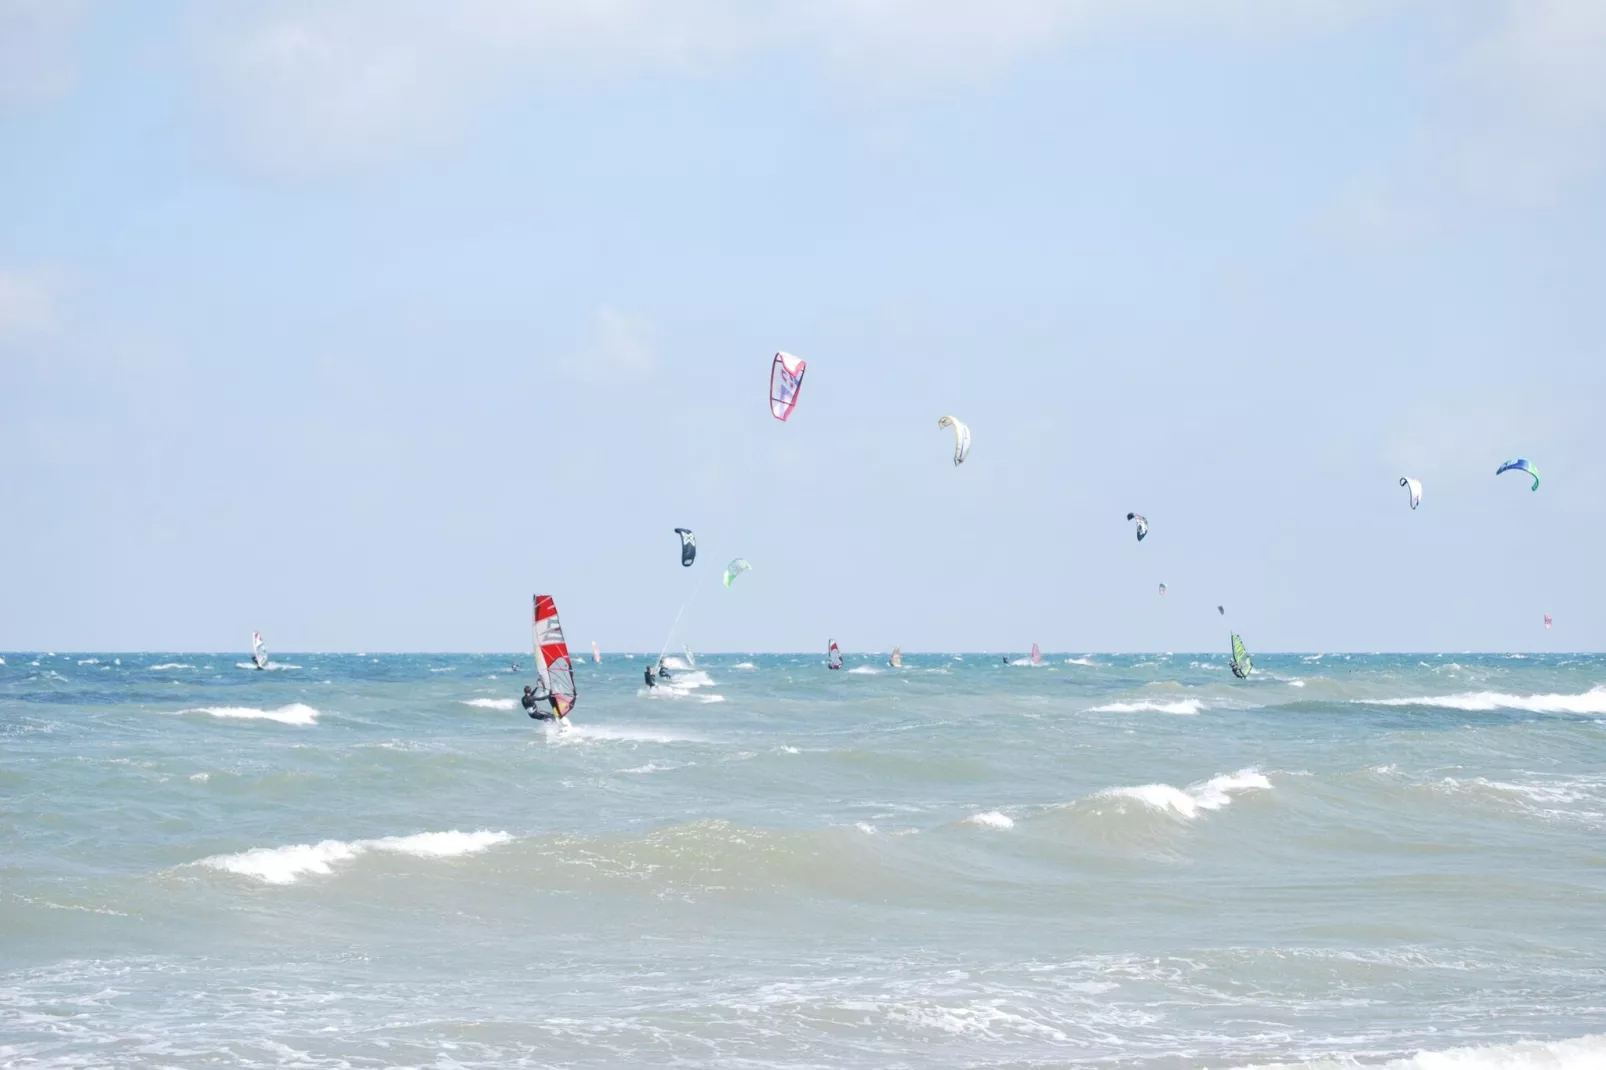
[770,351,806,421]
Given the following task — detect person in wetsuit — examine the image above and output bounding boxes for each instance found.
[644,665,656,688]
[522,685,556,721]
[655,658,672,681]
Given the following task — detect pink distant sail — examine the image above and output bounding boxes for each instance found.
[1031,643,1042,666]
[770,352,806,421]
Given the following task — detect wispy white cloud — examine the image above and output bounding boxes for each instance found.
[0,269,57,346]
[191,0,1380,176]
[0,0,88,105]
[565,305,656,381]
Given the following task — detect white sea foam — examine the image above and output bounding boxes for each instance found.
[732,661,757,669]
[460,698,516,710]
[1238,1032,1606,1070]
[1365,688,1606,715]
[854,822,878,835]
[148,662,194,671]
[555,723,701,744]
[1089,698,1205,715]
[189,772,210,782]
[1100,769,1271,819]
[175,703,321,726]
[847,665,880,674]
[198,829,512,885]
[1064,657,1098,666]
[77,658,99,665]
[429,666,455,672]
[234,661,300,671]
[963,811,1015,830]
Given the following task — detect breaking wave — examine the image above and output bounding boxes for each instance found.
[1097,769,1271,820]
[196,829,513,885]
[1089,698,1204,715]
[1239,1032,1606,1069]
[174,703,320,726]
[460,697,516,710]
[1363,688,1606,715]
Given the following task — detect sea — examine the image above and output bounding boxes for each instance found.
[3,651,1605,1069]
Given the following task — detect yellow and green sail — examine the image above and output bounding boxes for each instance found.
[1230,634,1252,679]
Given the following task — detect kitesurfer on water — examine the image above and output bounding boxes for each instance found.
[644,665,656,688]
[656,658,672,681]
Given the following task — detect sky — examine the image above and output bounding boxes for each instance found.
[2,0,1604,654]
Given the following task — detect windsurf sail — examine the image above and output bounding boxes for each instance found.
[1399,477,1422,510]
[937,415,971,466]
[251,631,267,670]
[1030,642,1042,666]
[1496,458,1540,491]
[591,641,601,664]
[827,640,842,670]
[532,595,576,717]
[770,351,806,421]
[674,528,697,567]
[1230,633,1252,679]
[684,645,696,668]
[1126,512,1149,541]
[889,645,902,668]
[722,558,751,587]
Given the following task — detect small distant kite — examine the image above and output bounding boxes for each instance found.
[1544,614,1553,630]
[1158,583,1168,596]
[1217,605,1225,616]
[937,415,971,466]
[1399,477,1422,510]
[1126,513,1149,541]
[722,558,751,588]
[674,528,696,567]
[770,352,806,422]
[1496,458,1540,491]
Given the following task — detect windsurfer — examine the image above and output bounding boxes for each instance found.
[522,684,557,721]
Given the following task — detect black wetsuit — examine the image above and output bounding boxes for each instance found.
[522,690,555,721]
[644,667,655,688]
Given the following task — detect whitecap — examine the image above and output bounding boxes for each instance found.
[1089,699,1204,715]
[149,663,195,671]
[197,829,512,885]
[1237,1032,1606,1070]
[1064,657,1098,666]
[175,703,320,726]
[963,811,1014,830]
[460,698,516,710]
[732,661,757,669]
[847,665,880,675]
[1099,768,1271,820]
[77,658,99,665]
[1364,688,1606,715]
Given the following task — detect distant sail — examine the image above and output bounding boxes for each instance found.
[827,639,842,670]
[591,641,601,664]
[722,558,751,588]
[684,645,696,668]
[251,631,267,670]
[1158,583,1168,596]
[770,352,807,422]
[889,645,902,668]
[532,595,576,717]
[1544,614,1553,630]
[1030,642,1041,666]
[1496,458,1540,491]
[1230,634,1252,680]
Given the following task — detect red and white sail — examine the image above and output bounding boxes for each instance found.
[532,595,576,717]
[827,639,842,670]
[770,352,806,422]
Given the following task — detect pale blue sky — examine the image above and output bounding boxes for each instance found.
[2,1,1603,653]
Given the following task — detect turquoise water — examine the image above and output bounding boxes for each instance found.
[4,651,1605,1068]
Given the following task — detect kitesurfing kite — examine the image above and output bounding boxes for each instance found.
[722,558,751,588]
[1496,458,1540,491]
[532,594,576,718]
[1217,605,1225,616]
[770,352,806,421]
[1126,513,1149,541]
[250,631,267,671]
[937,415,971,466]
[1399,477,1422,510]
[1158,583,1168,596]
[889,646,902,668]
[827,640,843,670]
[674,528,697,567]
[1230,634,1252,680]
[1544,614,1553,630]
